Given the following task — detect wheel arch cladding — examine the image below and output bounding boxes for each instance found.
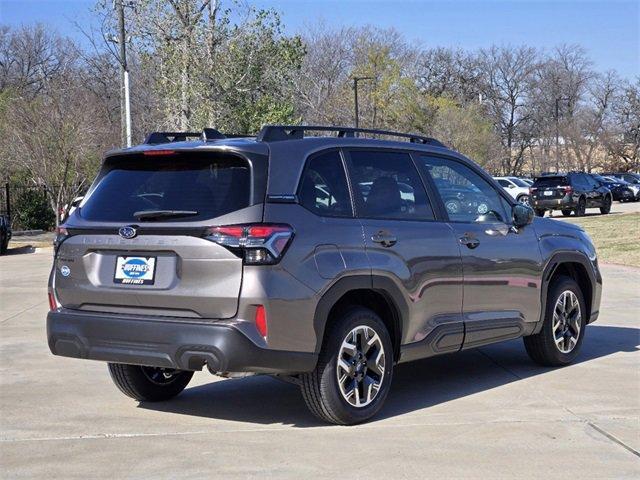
[537,252,597,333]
[312,275,407,361]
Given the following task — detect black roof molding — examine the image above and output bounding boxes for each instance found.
[256,125,444,147]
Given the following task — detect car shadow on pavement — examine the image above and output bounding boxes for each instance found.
[138,325,639,427]
[4,245,36,255]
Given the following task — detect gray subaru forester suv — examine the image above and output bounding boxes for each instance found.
[47,125,602,424]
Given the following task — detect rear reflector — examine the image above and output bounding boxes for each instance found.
[48,292,57,311]
[255,305,267,338]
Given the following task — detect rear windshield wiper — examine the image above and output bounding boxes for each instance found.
[133,210,199,221]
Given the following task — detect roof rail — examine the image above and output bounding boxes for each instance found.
[144,131,202,145]
[256,125,445,147]
[144,128,229,145]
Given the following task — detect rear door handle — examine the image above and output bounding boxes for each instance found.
[459,234,480,249]
[371,231,397,247]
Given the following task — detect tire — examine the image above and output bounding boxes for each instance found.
[574,197,586,217]
[517,194,529,206]
[0,237,7,255]
[300,307,394,425]
[599,195,612,214]
[523,276,587,367]
[561,209,572,217]
[107,363,193,402]
[535,209,546,217]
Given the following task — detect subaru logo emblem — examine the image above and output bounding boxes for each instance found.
[119,226,137,239]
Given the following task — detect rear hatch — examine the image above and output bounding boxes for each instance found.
[53,149,265,319]
[531,176,570,200]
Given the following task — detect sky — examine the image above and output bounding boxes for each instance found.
[1,0,638,79]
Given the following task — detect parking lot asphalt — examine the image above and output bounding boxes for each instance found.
[1,250,639,478]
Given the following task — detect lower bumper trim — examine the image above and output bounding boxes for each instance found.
[47,309,317,374]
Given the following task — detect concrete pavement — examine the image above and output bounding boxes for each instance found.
[0,250,639,479]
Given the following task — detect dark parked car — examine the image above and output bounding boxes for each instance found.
[530,172,612,217]
[604,172,640,185]
[602,173,640,200]
[0,214,10,254]
[47,125,602,425]
[591,174,636,202]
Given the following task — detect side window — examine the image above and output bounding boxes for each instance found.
[586,175,600,189]
[347,150,434,220]
[298,150,352,217]
[576,174,589,189]
[497,179,511,188]
[417,155,508,223]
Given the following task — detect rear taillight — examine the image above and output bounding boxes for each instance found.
[529,187,537,194]
[255,305,267,338]
[562,186,573,194]
[48,291,58,311]
[204,223,294,265]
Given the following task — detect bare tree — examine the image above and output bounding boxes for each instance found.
[602,78,640,171]
[479,45,539,175]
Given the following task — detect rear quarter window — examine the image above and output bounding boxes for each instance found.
[80,152,252,222]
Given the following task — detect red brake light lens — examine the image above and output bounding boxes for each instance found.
[204,224,294,265]
[143,150,176,156]
[255,305,267,338]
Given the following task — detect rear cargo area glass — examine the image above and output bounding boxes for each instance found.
[80,153,251,222]
[533,176,567,187]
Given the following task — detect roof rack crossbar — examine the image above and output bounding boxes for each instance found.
[256,125,444,146]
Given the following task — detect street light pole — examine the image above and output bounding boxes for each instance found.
[351,76,373,129]
[116,0,132,147]
[555,98,560,173]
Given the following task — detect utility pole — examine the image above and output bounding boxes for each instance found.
[351,76,373,129]
[554,98,561,173]
[115,0,132,147]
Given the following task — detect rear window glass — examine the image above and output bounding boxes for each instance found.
[80,153,251,222]
[509,177,529,187]
[533,176,567,187]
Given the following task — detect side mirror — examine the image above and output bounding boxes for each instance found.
[513,203,534,228]
[508,184,516,188]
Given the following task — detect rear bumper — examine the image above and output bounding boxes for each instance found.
[531,197,574,210]
[47,309,317,374]
[614,190,634,201]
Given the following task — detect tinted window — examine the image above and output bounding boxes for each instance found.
[509,177,529,187]
[81,153,251,222]
[533,176,568,187]
[585,174,600,188]
[571,173,589,189]
[348,150,434,220]
[497,179,511,188]
[298,150,352,217]
[622,174,640,184]
[417,155,508,223]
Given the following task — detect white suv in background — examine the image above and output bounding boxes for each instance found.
[494,176,530,204]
